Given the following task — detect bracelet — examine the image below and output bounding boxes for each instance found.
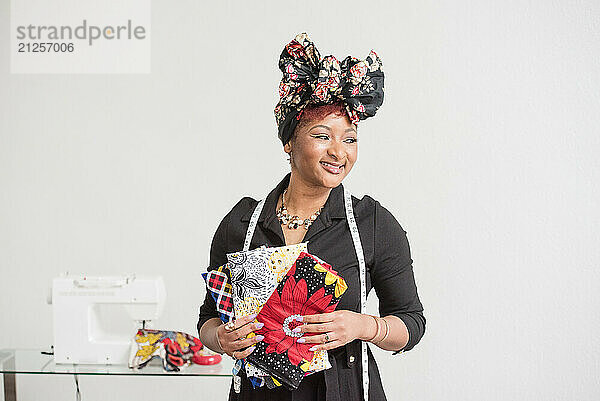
[373,317,390,345]
[366,315,381,342]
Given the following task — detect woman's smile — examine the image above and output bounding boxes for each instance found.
[320,161,345,174]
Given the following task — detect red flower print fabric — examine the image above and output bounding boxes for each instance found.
[247,252,348,390]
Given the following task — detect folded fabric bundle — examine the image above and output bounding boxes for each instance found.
[228,243,310,383]
[129,329,221,371]
[246,251,347,390]
[203,243,347,389]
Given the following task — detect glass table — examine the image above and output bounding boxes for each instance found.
[0,349,234,401]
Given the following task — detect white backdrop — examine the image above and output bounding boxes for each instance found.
[1,1,599,400]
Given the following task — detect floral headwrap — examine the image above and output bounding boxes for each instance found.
[274,32,385,145]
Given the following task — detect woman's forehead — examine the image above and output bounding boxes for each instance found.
[303,114,357,133]
[306,122,357,134]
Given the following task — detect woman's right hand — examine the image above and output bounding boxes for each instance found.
[217,314,264,359]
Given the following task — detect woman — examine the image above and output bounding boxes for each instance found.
[198,33,426,401]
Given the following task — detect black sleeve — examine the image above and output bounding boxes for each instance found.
[371,201,426,353]
[196,210,231,336]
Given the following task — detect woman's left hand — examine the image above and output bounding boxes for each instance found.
[293,310,371,352]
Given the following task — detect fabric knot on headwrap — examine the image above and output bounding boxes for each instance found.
[275,32,385,145]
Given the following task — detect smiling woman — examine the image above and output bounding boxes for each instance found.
[198,32,426,401]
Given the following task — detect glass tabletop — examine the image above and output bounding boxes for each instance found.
[0,349,234,376]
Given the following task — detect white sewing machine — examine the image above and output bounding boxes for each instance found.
[49,273,166,365]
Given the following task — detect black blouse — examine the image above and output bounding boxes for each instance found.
[197,173,426,401]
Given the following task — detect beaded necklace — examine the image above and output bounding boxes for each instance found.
[276,188,324,230]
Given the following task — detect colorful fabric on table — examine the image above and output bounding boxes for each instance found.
[128,329,221,372]
[247,251,348,390]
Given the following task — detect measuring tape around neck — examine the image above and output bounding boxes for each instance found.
[244,198,265,252]
[344,188,369,401]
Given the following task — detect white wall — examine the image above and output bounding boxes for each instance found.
[1,1,599,400]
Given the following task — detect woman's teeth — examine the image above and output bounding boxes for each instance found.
[320,161,344,174]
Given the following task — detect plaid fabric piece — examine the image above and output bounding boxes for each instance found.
[202,266,267,388]
[202,265,234,322]
[208,271,233,313]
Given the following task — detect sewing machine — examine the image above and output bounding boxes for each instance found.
[49,273,166,365]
